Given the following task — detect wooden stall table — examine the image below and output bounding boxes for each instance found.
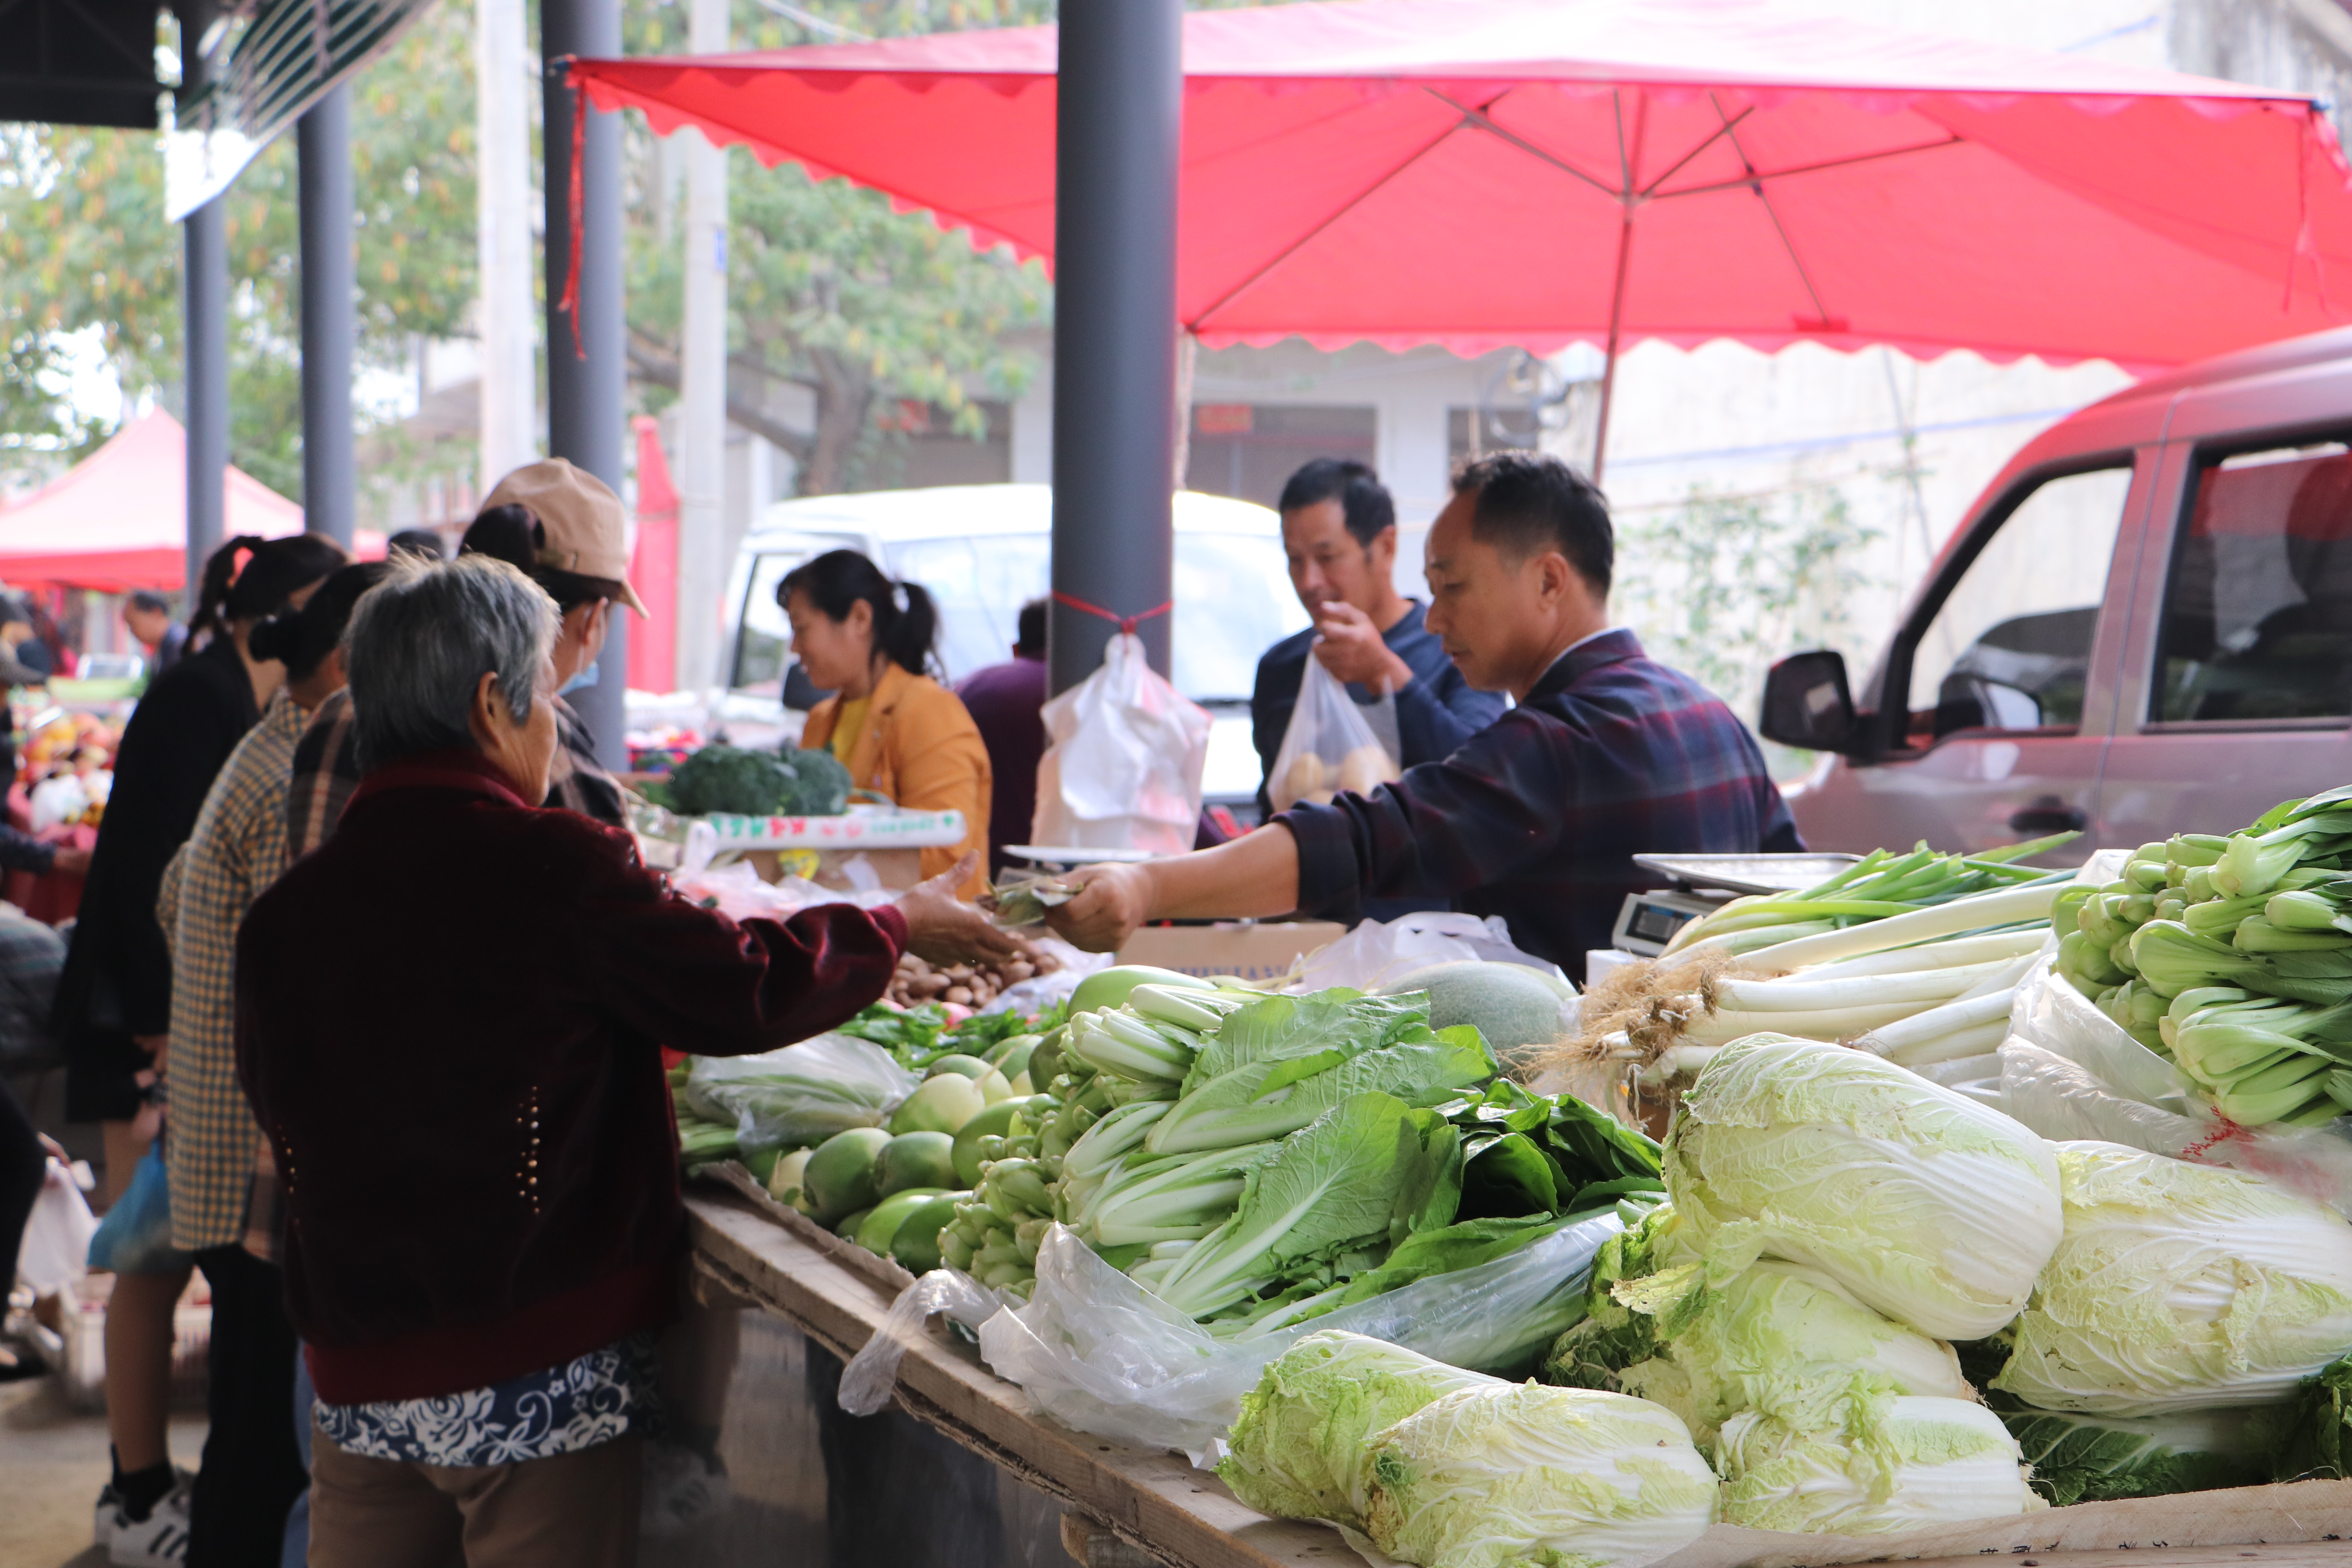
[682,1190,2352,1568]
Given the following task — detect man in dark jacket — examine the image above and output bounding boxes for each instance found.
[956,597,1048,876]
[237,555,1016,1561]
[1049,454,1800,981]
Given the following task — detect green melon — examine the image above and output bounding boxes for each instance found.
[1378,961,1575,1067]
[802,1127,893,1222]
[875,1131,958,1197]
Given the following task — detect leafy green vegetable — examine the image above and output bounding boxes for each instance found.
[1998,1405,2263,1504]
[2267,1355,2352,1482]
[1667,1032,2062,1340]
[1457,1130,1558,1218]
[1152,1092,1430,1319]
[1220,1331,1497,1531]
[1180,989,1429,1090]
[1332,1215,1569,1308]
[1145,1031,1494,1157]
[778,747,852,816]
[1715,1390,2038,1534]
[682,1034,918,1152]
[1365,1383,1719,1568]
[1993,1141,2352,1416]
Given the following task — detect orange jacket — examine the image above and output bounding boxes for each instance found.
[801,662,992,897]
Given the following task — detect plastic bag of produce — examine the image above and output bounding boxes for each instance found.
[683,1033,921,1154]
[1267,654,1399,813]
[1031,632,1212,855]
[969,1209,1625,1465]
[1290,911,1570,996]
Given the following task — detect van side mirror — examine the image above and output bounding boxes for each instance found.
[1760,651,1864,755]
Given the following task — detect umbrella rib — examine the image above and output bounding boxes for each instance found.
[1712,94,1834,326]
[1185,111,1485,331]
[1427,89,1625,199]
[1650,134,1964,201]
[1638,106,1756,199]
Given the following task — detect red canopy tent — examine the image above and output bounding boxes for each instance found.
[573,0,2352,465]
[0,410,356,593]
[628,414,680,693]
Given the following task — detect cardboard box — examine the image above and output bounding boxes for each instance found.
[1115,921,1347,985]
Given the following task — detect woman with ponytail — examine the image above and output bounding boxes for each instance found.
[54,530,344,1561]
[782,550,991,895]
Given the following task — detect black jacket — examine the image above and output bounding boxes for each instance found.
[55,635,259,1045]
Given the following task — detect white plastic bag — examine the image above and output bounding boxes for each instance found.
[972,1212,1623,1465]
[1267,656,1398,811]
[16,1157,96,1298]
[1290,911,1574,996]
[683,1033,921,1153]
[1032,632,1212,855]
[837,1267,1011,1416]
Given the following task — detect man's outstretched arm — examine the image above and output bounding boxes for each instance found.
[1047,825,1301,952]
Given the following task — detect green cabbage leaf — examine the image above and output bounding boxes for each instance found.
[1998,1406,2264,1504]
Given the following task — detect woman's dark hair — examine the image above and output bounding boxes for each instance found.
[778,549,938,677]
[247,561,394,682]
[459,503,617,614]
[189,533,351,642]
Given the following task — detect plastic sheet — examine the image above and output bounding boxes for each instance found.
[684,1034,921,1154]
[84,1144,188,1276]
[837,1266,1013,1417]
[970,1212,1623,1466]
[16,1157,96,1296]
[1291,911,1575,997]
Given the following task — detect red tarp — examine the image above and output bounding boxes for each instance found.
[573,0,2352,371]
[629,414,679,693]
[0,410,385,592]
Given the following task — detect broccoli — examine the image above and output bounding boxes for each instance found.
[665,745,794,817]
[778,748,852,816]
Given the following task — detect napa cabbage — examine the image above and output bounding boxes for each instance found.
[1992,1141,2352,1416]
[1364,1383,1717,1568]
[1218,1331,1497,1532]
[1665,1033,2062,1340]
[1715,1388,2041,1534]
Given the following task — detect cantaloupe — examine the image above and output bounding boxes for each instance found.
[1378,961,1576,1068]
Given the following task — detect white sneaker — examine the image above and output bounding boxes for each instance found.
[94,1467,191,1553]
[107,1477,193,1567]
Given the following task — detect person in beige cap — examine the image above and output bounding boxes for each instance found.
[283,459,643,840]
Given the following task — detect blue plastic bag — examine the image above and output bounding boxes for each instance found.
[87,1144,192,1276]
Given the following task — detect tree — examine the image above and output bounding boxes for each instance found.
[0,0,478,499]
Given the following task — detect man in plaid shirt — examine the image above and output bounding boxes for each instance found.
[1051,453,1799,982]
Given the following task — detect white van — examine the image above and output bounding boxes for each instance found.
[717,484,1309,806]
[1762,326,2352,857]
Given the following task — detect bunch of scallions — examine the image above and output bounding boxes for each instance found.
[1567,838,2076,1084]
[2054,785,2352,1130]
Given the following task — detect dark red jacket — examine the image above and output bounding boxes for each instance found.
[235,750,905,1404]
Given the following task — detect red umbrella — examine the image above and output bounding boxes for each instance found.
[572,0,2352,473]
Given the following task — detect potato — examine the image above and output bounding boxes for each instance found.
[1279,751,1327,809]
[1338,744,1399,795]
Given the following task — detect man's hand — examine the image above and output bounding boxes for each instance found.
[1311,602,1415,693]
[1044,862,1156,953]
[893,853,1031,967]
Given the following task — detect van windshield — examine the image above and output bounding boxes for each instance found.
[733,532,1308,704]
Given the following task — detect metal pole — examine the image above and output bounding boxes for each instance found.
[183,197,227,598]
[675,0,729,694]
[1047,0,1182,695]
[544,0,628,767]
[299,84,356,548]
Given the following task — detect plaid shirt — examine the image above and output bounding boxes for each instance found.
[1278,629,1800,983]
[288,687,363,858]
[162,689,305,1253]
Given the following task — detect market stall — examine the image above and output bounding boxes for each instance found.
[655,782,2352,1568]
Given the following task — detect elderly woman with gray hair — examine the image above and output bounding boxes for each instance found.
[235,556,1020,1566]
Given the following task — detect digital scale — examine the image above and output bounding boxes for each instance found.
[1609,853,1862,957]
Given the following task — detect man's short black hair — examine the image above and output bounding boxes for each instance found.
[1278,458,1396,549]
[127,590,172,615]
[1014,596,1047,655]
[1452,452,1613,594]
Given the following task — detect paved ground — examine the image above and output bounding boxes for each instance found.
[0,1375,206,1568]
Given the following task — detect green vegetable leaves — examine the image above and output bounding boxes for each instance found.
[2000,1407,2263,1505]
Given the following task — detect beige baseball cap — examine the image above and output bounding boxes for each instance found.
[479,458,649,615]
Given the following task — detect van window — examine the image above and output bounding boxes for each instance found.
[2152,442,2352,724]
[1907,466,2131,736]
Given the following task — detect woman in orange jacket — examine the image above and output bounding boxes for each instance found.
[784,550,992,896]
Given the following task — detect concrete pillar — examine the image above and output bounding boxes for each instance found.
[477,0,538,487]
[298,85,356,548]
[183,196,227,595]
[675,0,730,693]
[543,0,628,764]
[1047,0,1182,694]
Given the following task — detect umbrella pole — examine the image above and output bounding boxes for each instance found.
[1590,200,1634,489]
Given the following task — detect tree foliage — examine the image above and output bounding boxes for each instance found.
[0,0,476,498]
